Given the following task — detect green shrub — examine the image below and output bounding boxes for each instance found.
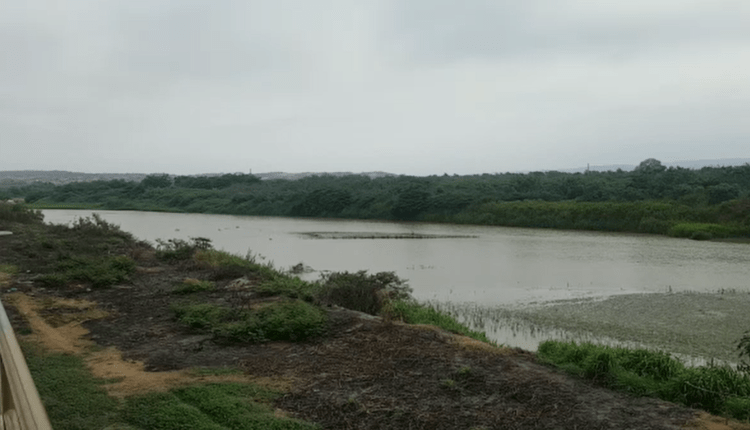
[738,330,750,373]
[538,340,750,421]
[174,300,327,344]
[668,222,745,239]
[38,273,68,288]
[172,303,229,329]
[724,396,750,421]
[193,249,277,281]
[391,300,494,344]
[318,271,412,315]
[156,237,212,262]
[213,300,327,343]
[638,217,673,235]
[39,255,136,288]
[616,348,683,381]
[666,366,750,413]
[0,203,43,225]
[253,300,327,341]
[256,277,319,302]
[173,280,215,295]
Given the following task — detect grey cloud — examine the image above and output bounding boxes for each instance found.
[383,0,750,64]
[108,1,285,83]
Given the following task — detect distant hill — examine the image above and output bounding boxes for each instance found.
[2,158,748,187]
[254,171,394,181]
[0,170,396,187]
[560,158,750,173]
[0,170,149,187]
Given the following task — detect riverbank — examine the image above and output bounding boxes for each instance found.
[9,165,750,241]
[3,205,748,428]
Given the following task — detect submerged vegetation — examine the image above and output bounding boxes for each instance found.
[4,158,750,239]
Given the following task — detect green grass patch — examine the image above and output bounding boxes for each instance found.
[193,249,277,281]
[173,300,327,343]
[0,263,19,274]
[537,340,750,421]
[21,342,124,430]
[391,300,496,345]
[39,255,136,288]
[173,279,215,295]
[172,303,230,330]
[123,383,319,430]
[256,277,320,302]
[23,340,320,429]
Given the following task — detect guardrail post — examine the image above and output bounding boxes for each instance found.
[0,300,52,430]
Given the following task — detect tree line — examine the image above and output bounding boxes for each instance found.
[3,159,750,238]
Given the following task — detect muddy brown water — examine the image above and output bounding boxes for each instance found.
[43,210,750,361]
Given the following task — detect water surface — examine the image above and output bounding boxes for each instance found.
[43,210,750,307]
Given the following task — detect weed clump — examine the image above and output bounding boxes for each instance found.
[318,271,412,316]
[0,264,19,275]
[155,237,212,262]
[0,203,43,226]
[172,300,327,344]
[69,213,131,238]
[172,279,215,295]
[39,255,136,288]
[537,340,750,420]
[390,300,495,344]
[193,249,276,281]
[222,300,327,343]
[255,277,319,302]
[123,383,319,430]
[737,330,750,374]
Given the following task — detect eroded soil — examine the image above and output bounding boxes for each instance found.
[1,225,748,429]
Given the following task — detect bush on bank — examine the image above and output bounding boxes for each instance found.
[537,340,750,421]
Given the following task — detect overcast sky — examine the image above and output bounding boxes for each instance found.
[2,1,749,176]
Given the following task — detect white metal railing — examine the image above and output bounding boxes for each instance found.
[0,299,52,430]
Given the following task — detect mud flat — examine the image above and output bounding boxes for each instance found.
[444,291,750,365]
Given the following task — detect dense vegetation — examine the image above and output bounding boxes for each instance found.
[538,341,750,421]
[4,159,750,238]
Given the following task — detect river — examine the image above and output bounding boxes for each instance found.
[42,209,750,358]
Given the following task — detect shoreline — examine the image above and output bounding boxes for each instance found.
[441,291,750,365]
